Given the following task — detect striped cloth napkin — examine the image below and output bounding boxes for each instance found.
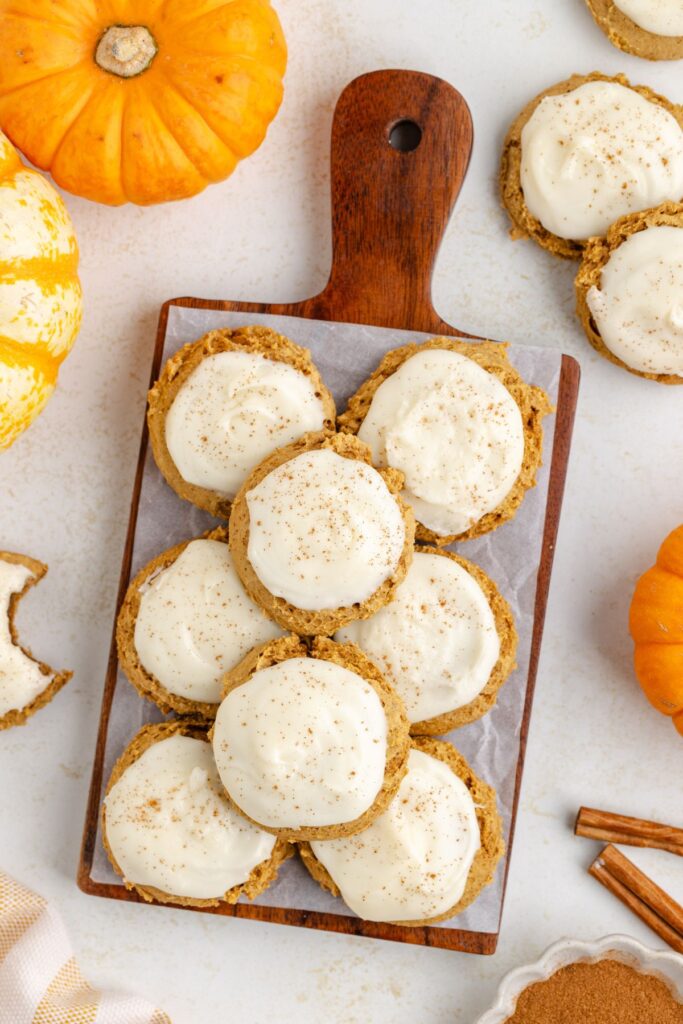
[0,871,171,1024]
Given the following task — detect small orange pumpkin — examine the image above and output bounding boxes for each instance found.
[629,524,683,734]
[0,0,287,206]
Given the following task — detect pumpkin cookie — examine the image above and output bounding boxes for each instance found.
[576,202,683,383]
[337,546,517,734]
[337,338,550,544]
[584,0,683,60]
[116,526,284,717]
[0,552,71,729]
[228,430,414,634]
[210,635,410,842]
[500,72,683,258]
[102,720,292,907]
[299,737,504,925]
[148,326,336,518]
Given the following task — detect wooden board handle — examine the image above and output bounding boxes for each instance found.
[307,69,473,332]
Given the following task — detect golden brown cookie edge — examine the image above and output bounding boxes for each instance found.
[116,526,230,718]
[101,718,292,907]
[584,0,683,60]
[337,337,552,544]
[212,634,411,842]
[408,546,518,734]
[228,430,415,634]
[298,736,505,926]
[147,325,337,518]
[0,551,72,730]
[575,200,683,384]
[499,71,683,259]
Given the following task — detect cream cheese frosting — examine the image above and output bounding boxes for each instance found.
[587,225,683,376]
[310,748,481,922]
[613,0,683,35]
[356,348,524,537]
[134,539,283,704]
[104,734,277,900]
[520,81,683,240]
[336,552,500,723]
[212,657,388,829]
[0,560,51,718]
[165,350,327,500]
[245,448,406,609]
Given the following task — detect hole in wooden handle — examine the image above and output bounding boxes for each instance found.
[388,120,422,153]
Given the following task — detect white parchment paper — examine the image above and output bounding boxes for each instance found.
[89,307,562,939]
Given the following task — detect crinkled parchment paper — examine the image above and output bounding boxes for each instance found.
[90,307,561,937]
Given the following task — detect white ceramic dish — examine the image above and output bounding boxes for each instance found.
[477,933,683,1023]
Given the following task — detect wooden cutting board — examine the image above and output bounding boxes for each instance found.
[79,69,580,955]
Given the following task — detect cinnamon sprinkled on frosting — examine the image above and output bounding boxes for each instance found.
[587,224,683,377]
[134,539,283,704]
[310,748,480,921]
[104,734,276,900]
[356,348,524,537]
[337,551,500,723]
[212,657,388,829]
[521,81,683,240]
[165,350,327,500]
[245,449,406,610]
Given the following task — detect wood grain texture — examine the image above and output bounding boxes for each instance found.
[79,69,580,955]
[145,69,475,335]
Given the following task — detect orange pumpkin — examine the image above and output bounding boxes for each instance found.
[0,0,287,206]
[629,524,683,734]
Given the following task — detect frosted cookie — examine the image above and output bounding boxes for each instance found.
[0,552,71,730]
[102,720,292,907]
[229,431,414,634]
[585,0,683,60]
[576,202,683,383]
[211,635,410,841]
[299,738,504,925]
[336,547,517,734]
[500,72,683,259]
[338,338,551,544]
[116,527,284,717]
[148,326,336,518]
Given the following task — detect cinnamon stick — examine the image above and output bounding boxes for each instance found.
[576,806,683,857]
[589,844,683,955]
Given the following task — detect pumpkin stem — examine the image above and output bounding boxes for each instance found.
[95,25,157,78]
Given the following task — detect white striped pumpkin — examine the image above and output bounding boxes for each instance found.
[0,130,81,449]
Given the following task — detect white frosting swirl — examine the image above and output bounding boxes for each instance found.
[104,734,276,900]
[311,748,481,922]
[0,560,51,718]
[587,225,683,376]
[165,350,327,500]
[134,539,283,704]
[521,81,683,240]
[212,657,388,829]
[246,448,406,610]
[614,0,683,35]
[356,348,524,537]
[337,552,500,723]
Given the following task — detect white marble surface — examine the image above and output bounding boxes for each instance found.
[1,1,683,1022]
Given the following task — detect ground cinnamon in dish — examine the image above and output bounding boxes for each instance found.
[504,959,683,1023]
